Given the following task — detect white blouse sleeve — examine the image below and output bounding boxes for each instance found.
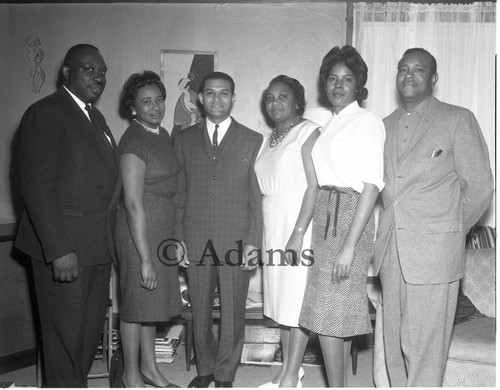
[359,113,386,191]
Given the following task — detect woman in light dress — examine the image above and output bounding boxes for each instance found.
[255,75,320,388]
[299,45,385,387]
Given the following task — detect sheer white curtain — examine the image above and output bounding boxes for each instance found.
[353,2,496,226]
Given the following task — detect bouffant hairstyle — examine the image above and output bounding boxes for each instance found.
[121,70,166,116]
[319,45,368,104]
[262,75,306,116]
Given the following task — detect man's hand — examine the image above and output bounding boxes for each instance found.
[241,244,260,271]
[177,241,190,268]
[51,252,79,282]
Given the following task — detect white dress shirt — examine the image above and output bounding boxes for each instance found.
[206,116,231,145]
[64,85,112,145]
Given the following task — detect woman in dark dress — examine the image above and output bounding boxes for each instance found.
[116,71,182,387]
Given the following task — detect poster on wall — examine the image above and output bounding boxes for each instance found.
[160,50,217,137]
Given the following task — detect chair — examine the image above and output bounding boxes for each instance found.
[373,247,496,387]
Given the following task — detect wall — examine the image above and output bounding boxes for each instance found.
[0,2,347,223]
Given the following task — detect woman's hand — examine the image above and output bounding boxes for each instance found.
[177,241,190,268]
[140,259,157,290]
[332,245,355,283]
[284,230,304,266]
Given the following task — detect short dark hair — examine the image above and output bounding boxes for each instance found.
[121,70,166,115]
[319,45,368,104]
[402,47,437,74]
[200,71,235,94]
[263,75,306,116]
[62,43,99,68]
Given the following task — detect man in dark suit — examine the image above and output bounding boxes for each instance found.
[373,48,493,386]
[15,44,121,387]
[174,72,263,388]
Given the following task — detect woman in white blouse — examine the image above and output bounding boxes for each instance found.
[298,45,385,387]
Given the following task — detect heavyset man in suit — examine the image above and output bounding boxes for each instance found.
[174,72,263,388]
[15,44,121,387]
[373,48,493,387]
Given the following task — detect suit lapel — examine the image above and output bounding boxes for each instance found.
[385,112,399,174]
[59,88,118,174]
[398,96,439,166]
[216,118,238,160]
[196,121,215,164]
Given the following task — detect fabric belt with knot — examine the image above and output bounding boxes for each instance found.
[320,185,356,240]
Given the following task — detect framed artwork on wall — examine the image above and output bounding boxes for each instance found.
[160,50,217,136]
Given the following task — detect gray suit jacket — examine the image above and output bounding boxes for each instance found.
[174,117,263,264]
[373,96,493,284]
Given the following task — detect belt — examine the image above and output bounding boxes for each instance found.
[320,186,354,239]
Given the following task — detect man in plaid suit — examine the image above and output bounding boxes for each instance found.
[174,72,263,388]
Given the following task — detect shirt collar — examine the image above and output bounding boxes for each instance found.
[334,100,360,119]
[397,94,433,120]
[63,85,88,113]
[206,116,232,133]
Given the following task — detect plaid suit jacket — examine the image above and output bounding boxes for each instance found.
[174,117,263,264]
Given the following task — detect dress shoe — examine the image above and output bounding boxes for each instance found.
[215,380,233,387]
[187,374,214,388]
[140,371,180,388]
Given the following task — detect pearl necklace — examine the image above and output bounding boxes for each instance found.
[133,119,160,135]
[269,116,302,148]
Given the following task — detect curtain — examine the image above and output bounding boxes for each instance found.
[353,2,496,226]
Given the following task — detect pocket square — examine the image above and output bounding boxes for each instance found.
[430,149,443,157]
[240,158,249,163]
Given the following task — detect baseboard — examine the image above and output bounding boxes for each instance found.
[0,348,37,375]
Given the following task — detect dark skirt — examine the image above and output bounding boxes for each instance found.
[116,195,182,323]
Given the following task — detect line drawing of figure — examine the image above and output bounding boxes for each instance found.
[173,72,202,130]
[25,36,46,94]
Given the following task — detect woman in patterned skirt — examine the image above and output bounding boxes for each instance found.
[299,46,385,387]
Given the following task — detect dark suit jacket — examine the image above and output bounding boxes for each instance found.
[374,96,493,284]
[174,118,263,263]
[15,87,121,266]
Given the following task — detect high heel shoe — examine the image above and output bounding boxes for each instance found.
[140,371,180,388]
[258,367,305,388]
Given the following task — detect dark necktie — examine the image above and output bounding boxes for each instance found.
[213,124,219,148]
[85,104,113,152]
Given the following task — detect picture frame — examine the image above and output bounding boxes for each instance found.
[160,50,217,135]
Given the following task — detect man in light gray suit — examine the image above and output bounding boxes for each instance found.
[373,48,493,387]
